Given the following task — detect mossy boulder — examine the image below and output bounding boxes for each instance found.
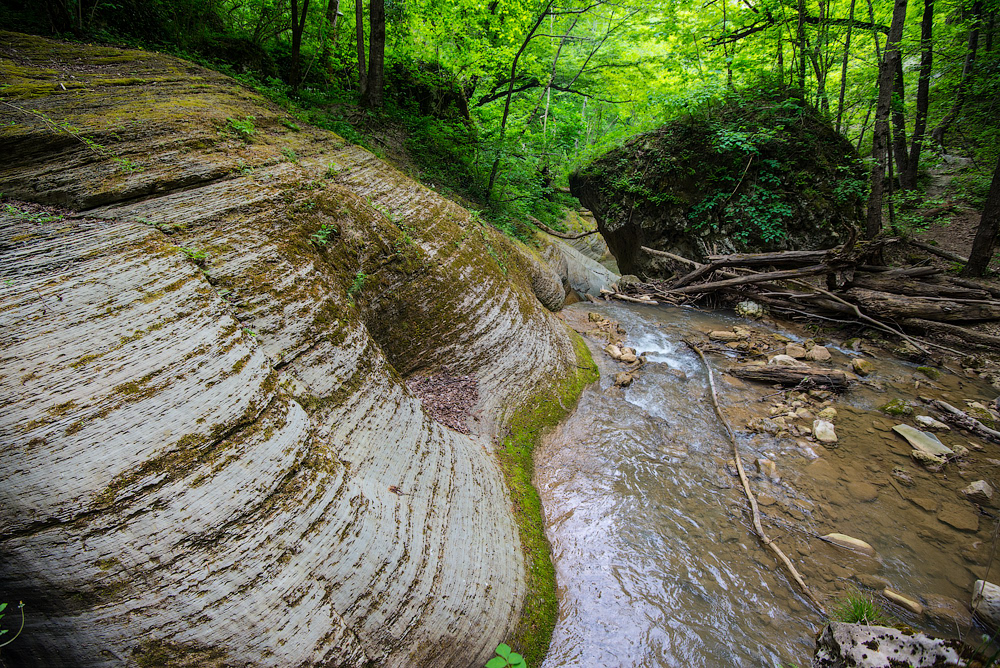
[569,86,866,276]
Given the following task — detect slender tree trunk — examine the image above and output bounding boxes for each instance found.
[986,12,995,52]
[487,2,552,200]
[797,0,808,90]
[290,0,311,90]
[836,0,857,133]
[931,0,982,148]
[903,0,934,189]
[321,0,341,71]
[777,31,784,84]
[355,0,368,96]
[865,0,908,239]
[857,99,874,151]
[962,155,1000,277]
[360,0,384,108]
[890,58,909,186]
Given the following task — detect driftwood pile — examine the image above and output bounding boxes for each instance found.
[606,240,1000,357]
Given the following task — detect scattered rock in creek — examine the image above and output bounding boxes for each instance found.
[785,342,807,359]
[879,398,913,416]
[768,354,808,367]
[891,466,915,486]
[756,458,780,482]
[937,503,980,532]
[892,424,954,459]
[914,415,951,432]
[812,622,964,668]
[911,449,946,472]
[851,358,875,376]
[923,594,974,629]
[709,329,746,342]
[821,532,876,557]
[735,300,765,319]
[747,417,782,435]
[973,580,1000,633]
[853,573,891,591]
[804,345,832,362]
[813,419,838,444]
[883,588,924,615]
[615,371,635,388]
[962,480,994,506]
[816,406,838,421]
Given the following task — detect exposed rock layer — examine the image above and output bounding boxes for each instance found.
[0,32,583,667]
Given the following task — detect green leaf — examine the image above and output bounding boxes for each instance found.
[486,658,507,668]
[0,603,7,613]
[495,644,511,658]
[508,653,524,666]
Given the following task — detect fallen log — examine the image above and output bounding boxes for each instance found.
[672,264,831,294]
[728,366,850,391]
[849,275,993,300]
[907,239,968,264]
[921,398,1000,445]
[844,287,1000,322]
[705,249,832,266]
[902,318,1000,351]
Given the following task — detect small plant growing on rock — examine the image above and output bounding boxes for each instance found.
[0,601,25,648]
[311,224,336,245]
[486,643,525,668]
[348,271,367,298]
[222,115,256,141]
[282,148,298,163]
[179,247,209,268]
[830,591,892,626]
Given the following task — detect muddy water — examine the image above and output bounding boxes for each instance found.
[538,302,1000,667]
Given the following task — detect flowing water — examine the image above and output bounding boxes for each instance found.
[538,301,1000,667]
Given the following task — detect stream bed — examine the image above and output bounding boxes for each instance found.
[538,301,1000,667]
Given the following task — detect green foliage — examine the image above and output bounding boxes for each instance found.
[2,200,63,223]
[348,271,367,297]
[0,601,25,648]
[179,246,208,267]
[311,224,337,245]
[281,148,298,163]
[486,643,526,668]
[222,115,257,142]
[830,591,892,626]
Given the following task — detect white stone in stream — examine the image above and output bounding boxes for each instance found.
[769,354,808,367]
[883,588,924,615]
[821,532,876,556]
[813,622,964,668]
[962,480,994,505]
[817,406,838,421]
[804,345,832,362]
[915,415,951,432]
[813,419,838,444]
[735,300,765,319]
[709,330,744,342]
[973,580,1000,632]
[892,424,954,457]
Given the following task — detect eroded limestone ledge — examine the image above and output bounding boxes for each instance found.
[0,31,579,667]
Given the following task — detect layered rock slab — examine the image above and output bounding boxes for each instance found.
[0,31,582,667]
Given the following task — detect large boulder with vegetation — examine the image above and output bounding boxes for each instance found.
[0,31,594,667]
[570,86,867,276]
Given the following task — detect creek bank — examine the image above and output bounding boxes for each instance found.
[0,31,592,667]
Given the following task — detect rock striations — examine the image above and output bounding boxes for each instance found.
[0,32,589,667]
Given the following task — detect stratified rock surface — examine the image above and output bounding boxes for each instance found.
[0,31,585,667]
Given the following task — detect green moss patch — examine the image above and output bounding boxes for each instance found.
[495,330,598,667]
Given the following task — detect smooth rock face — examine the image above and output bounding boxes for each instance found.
[0,32,585,668]
[892,424,954,457]
[973,580,1000,632]
[812,622,964,667]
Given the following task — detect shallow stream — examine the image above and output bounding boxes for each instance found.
[538,302,1000,667]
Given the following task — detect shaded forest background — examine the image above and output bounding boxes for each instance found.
[1,0,998,266]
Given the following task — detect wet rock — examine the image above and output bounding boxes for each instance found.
[923,594,973,629]
[747,417,781,435]
[891,466,914,486]
[822,532,876,556]
[813,420,838,444]
[952,443,969,458]
[735,300,765,319]
[809,389,832,400]
[892,424,953,458]
[854,573,891,590]
[911,450,946,472]
[879,398,913,416]
[756,458,780,482]
[588,311,604,322]
[816,407,837,421]
[937,503,980,532]
[615,371,635,388]
[962,480,994,506]
[804,345,832,362]
[972,580,1000,632]
[769,354,808,367]
[914,415,950,432]
[797,441,820,460]
[604,343,623,360]
[883,588,924,615]
[795,407,816,421]
[813,623,964,668]
[757,494,777,506]
[910,496,938,512]
[709,330,745,342]
[848,482,878,503]
[620,349,638,363]
[895,340,925,359]
[851,358,875,376]
[785,342,807,359]
[917,366,941,381]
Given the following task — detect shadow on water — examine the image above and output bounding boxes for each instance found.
[538,302,1000,667]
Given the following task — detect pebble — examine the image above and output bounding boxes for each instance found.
[822,532,876,556]
[813,419,838,444]
[816,406,837,421]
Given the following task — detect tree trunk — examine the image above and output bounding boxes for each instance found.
[961,154,1000,277]
[728,367,850,391]
[321,0,341,71]
[931,0,982,148]
[865,0,907,239]
[360,0,384,108]
[890,58,909,186]
[844,287,1000,321]
[355,0,367,97]
[797,0,808,90]
[835,0,857,134]
[903,0,933,190]
[290,0,311,90]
